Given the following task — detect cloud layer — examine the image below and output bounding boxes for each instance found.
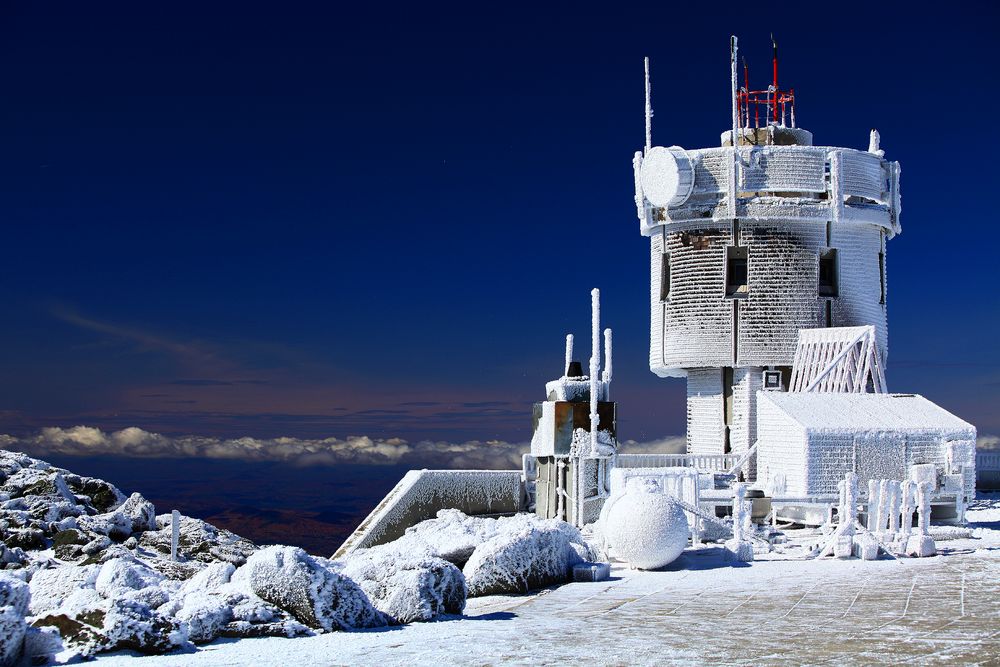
[0,426,687,470]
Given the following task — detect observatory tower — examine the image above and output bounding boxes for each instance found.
[632,39,901,471]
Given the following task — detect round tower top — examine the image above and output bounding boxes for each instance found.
[721,126,813,147]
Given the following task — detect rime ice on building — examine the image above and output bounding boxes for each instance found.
[634,39,898,471]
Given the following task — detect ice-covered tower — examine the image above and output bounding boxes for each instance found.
[632,38,901,470]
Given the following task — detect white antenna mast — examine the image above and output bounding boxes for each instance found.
[589,288,601,457]
[644,57,652,154]
[602,328,613,384]
[729,36,740,218]
[564,334,574,376]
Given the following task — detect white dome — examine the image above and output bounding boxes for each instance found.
[603,487,689,570]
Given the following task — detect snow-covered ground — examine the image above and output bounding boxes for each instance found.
[95,495,1000,666]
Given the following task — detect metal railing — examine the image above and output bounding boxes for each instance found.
[616,453,736,473]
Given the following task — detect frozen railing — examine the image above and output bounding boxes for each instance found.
[976,451,1000,470]
[617,453,736,472]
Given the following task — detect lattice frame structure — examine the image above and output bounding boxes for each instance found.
[789,325,886,394]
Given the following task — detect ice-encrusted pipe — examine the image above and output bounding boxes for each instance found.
[564,334,574,377]
[845,472,859,528]
[876,479,891,534]
[171,509,180,562]
[866,480,880,532]
[888,482,901,534]
[916,482,931,536]
[602,328,613,385]
[899,480,914,540]
[589,288,600,458]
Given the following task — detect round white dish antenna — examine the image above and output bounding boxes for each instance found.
[639,146,694,208]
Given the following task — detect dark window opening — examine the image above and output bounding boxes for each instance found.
[878,252,886,304]
[660,253,671,301]
[819,248,838,297]
[726,246,748,298]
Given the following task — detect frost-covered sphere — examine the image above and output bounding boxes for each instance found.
[604,489,689,570]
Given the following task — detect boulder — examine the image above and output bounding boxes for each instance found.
[139,513,255,566]
[79,493,156,541]
[0,577,29,667]
[95,558,164,599]
[27,564,100,615]
[101,599,187,654]
[340,547,465,622]
[232,545,385,631]
[462,518,592,596]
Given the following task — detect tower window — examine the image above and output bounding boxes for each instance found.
[660,253,671,301]
[819,248,838,297]
[725,246,748,298]
[878,252,886,304]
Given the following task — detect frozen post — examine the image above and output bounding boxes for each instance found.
[725,483,754,562]
[564,334,574,376]
[834,472,858,558]
[888,481,901,535]
[876,479,891,534]
[589,288,601,458]
[170,509,180,562]
[899,480,914,541]
[866,479,880,532]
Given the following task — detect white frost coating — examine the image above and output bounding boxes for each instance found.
[725,483,753,562]
[602,328,612,384]
[887,482,901,534]
[0,576,29,667]
[640,147,694,208]
[232,545,385,631]
[644,57,651,153]
[28,564,100,615]
[899,480,914,541]
[589,288,600,459]
[876,479,890,534]
[170,509,179,562]
[868,128,884,157]
[906,482,936,557]
[604,481,688,570]
[339,547,465,623]
[866,480,879,532]
[564,334,573,376]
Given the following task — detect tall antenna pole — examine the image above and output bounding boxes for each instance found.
[772,34,779,124]
[589,288,601,458]
[644,57,652,154]
[729,36,739,217]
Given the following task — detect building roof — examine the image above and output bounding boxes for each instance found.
[759,392,975,433]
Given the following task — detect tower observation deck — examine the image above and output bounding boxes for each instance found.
[632,38,901,468]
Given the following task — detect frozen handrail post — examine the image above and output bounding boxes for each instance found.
[171,509,180,562]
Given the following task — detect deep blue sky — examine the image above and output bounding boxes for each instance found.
[1,2,997,443]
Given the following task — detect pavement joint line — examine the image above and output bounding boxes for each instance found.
[842,573,874,618]
[868,576,919,633]
[724,588,762,617]
[960,572,966,617]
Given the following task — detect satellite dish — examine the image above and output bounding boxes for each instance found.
[639,146,694,208]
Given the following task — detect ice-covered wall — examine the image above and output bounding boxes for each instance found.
[686,369,724,455]
[651,220,887,374]
[730,367,763,475]
[756,393,976,499]
[756,396,808,495]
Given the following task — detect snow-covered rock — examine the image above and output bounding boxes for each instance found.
[94,557,164,599]
[78,492,157,540]
[462,518,592,596]
[339,546,465,622]
[139,513,255,565]
[392,508,502,564]
[0,576,29,667]
[27,564,100,615]
[233,545,386,631]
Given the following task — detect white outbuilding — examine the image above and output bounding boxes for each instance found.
[756,392,976,506]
